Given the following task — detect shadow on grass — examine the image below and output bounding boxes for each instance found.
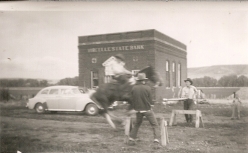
[0,101,108,123]
[0,133,93,153]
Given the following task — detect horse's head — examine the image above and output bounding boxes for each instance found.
[137,66,163,87]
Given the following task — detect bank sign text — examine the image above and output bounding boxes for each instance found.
[87,45,144,53]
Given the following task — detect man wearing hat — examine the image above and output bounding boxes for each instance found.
[231,92,242,120]
[181,78,198,123]
[128,73,160,145]
[109,54,132,83]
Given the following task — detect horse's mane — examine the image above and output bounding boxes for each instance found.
[136,66,156,83]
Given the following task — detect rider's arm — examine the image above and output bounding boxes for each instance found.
[192,86,198,99]
[123,68,132,75]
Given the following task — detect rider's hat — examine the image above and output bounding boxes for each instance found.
[136,73,148,81]
[184,78,193,85]
[114,54,125,61]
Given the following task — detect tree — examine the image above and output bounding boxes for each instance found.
[192,76,217,87]
[218,75,237,87]
[0,87,10,101]
[39,80,48,87]
[192,75,248,87]
[57,76,79,86]
[237,75,248,87]
[0,79,50,87]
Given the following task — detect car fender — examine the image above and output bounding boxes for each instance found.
[75,97,97,111]
[29,98,47,109]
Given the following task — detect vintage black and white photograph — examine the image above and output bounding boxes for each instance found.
[0,1,248,153]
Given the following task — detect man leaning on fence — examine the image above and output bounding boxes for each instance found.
[180,78,198,123]
[128,73,160,146]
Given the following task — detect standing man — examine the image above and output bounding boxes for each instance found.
[181,78,198,123]
[128,73,160,145]
[231,92,242,120]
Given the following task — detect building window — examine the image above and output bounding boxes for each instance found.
[172,62,176,87]
[178,63,181,86]
[165,60,170,88]
[92,58,97,63]
[91,71,99,88]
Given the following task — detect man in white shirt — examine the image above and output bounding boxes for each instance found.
[231,92,242,120]
[181,78,198,123]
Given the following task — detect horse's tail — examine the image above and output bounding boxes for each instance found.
[87,89,96,97]
[89,92,104,110]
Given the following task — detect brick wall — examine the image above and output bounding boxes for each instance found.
[78,29,187,101]
[78,40,155,88]
[154,41,187,101]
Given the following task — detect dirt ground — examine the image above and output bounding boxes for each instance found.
[1,100,248,153]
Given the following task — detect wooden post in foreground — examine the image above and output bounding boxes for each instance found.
[169,110,177,126]
[195,110,204,128]
[124,117,132,144]
[169,110,204,128]
[160,118,169,146]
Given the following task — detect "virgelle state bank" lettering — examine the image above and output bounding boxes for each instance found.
[87,45,144,52]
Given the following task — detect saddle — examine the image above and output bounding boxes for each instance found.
[108,79,131,101]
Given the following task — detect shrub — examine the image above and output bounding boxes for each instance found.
[0,87,10,102]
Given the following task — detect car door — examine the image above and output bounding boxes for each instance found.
[59,88,76,110]
[46,88,60,109]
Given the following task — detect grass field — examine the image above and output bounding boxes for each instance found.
[6,87,247,101]
[198,87,240,99]
[1,99,248,153]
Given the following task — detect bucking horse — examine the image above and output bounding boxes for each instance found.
[90,66,163,129]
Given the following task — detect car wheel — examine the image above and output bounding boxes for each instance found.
[85,104,99,116]
[35,103,45,114]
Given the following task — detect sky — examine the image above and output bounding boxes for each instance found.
[0,1,248,80]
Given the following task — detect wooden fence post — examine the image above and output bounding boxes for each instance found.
[124,117,132,144]
[195,110,200,128]
[161,118,169,146]
[169,110,175,126]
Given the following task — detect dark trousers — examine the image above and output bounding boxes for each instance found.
[184,99,194,123]
[129,110,160,140]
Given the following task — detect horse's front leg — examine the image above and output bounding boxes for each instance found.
[90,93,116,129]
[99,97,117,129]
[103,113,116,129]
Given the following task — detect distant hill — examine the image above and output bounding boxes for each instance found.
[188,65,248,79]
[0,78,59,85]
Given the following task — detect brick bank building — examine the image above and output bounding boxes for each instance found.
[78,29,187,101]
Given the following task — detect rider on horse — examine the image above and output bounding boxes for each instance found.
[90,54,163,129]
[110,54,132,84]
